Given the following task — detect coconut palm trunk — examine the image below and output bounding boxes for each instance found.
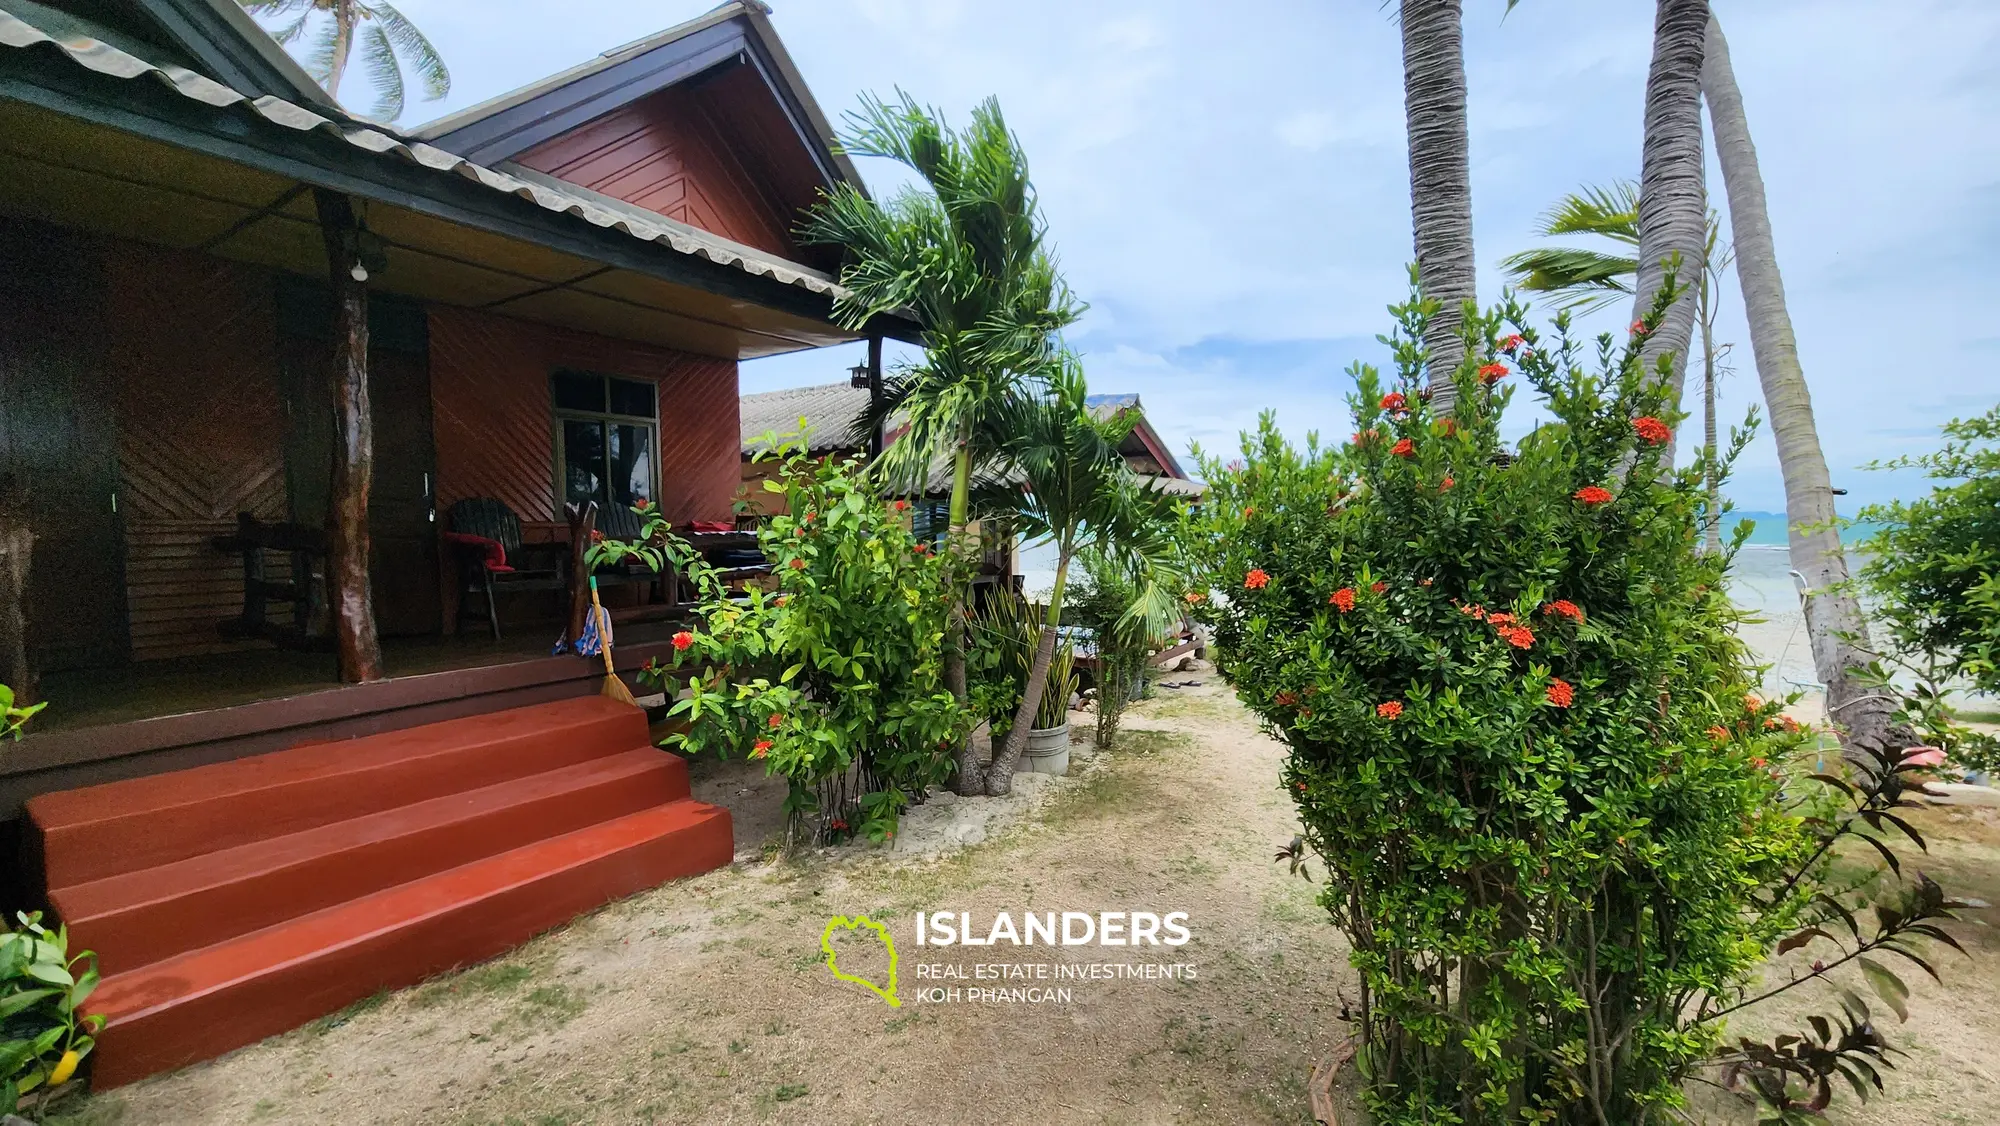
[1702,14,1898,762]
[1400,0,1475,414]
[1629,0,1710,461]
[989,552,1071,793]
[946,431,979,792]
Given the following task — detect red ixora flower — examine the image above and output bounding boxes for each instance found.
[589,529,606,544]
[1439,476,1454,491]
[671,631,695,651]
[1477,362,1510,385]
[1486,611,1516,626]
[829,818,849,831]
[1294,781,1308,792]
[1546,678,1575,708]
[893,499,909,512]
[1242,505,1256,519]
[634,498,652,511]
[1438,419,1460,437]
[1499,334,1525,353]
[1371,581,1388,595]
[1573,485,1614,506]
[1330,587,1356,612]
[1380,392,1407,411]
[1273,691,1298,707]
[1244,568,1271,589]
[751,740,772,759]
[789,557,807,570]
[914,542,931,555]
[1707,725,1730,741]
[1391,438,1416,458]
[1502,625,1535,649]
[768,713,784,729]
[1632,416,1672,445]
[1376,701,1403,720]
[1352,428,1381,446]
[1630,318,1652,337]
[1184,590,1206,605]
[1542,600,1584,622]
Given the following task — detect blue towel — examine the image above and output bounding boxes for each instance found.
[552,608,613,657]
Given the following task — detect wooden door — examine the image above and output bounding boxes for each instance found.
[0,218,129,673]
[277,280,439,638]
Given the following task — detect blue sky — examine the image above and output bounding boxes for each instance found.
[385,0,2000,513]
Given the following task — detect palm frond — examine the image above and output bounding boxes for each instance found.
[358,23,405,122]
[269,10,312,45]
[1535,181,1640,243]
[301,17,340,86]
[367,0,451,102]
[1498,246,1636,313]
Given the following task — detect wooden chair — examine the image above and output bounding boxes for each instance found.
[444,498,566,640]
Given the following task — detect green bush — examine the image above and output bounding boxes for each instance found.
[1185,291,1965,1124]
[636,445,968,846]
[1855,404,2000,772]
[0,911,101,1117]
[1066,547,1156,749]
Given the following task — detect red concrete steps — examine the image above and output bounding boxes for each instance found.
[85,800,733,1087]
[54,748,695,975]
[22,696,735,1088]
[30,695,650,887]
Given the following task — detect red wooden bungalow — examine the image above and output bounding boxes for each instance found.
[0,0,909,1085]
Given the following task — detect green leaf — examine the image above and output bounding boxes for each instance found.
[1858,957,1910,1022]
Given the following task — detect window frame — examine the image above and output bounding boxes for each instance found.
[548,370,661,515]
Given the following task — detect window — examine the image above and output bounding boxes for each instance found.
[551,370,658,512]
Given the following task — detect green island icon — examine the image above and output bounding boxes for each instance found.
[820,914,900,1008]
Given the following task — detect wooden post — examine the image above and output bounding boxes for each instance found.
[866,334,884,459]
[314,189,384,683]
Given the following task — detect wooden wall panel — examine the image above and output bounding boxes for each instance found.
[107,243,290,662]
[429,307,740,531]
[516,84,797,260]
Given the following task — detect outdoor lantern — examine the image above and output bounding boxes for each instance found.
[848,362,871,389]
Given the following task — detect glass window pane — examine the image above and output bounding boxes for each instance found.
[608,377,657,419]
[562,419,607,505]
[609,424,654,507]
[552,371,605,412]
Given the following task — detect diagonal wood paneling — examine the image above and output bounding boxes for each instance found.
[108,242,289,661]
[515,83,797,260]
[429,307,739,531]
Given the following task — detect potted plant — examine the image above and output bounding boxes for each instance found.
[1021,643,1075,775]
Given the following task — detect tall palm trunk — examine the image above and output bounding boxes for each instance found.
[988,551,1071,795]
[1400,0,1475,415]
[1702,14,1897,762]
[325,0,358,99]
[946,432,980,794]
[1629,0,1709,465]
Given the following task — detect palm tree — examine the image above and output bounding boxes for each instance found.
[240,0,449,123]
[1626,0,1710,457]
[802,92,1081,794]
[1500,182,1735,550]
[1399,0,1477,414]
[979,365,1186,795]
[1701,14,1899,763]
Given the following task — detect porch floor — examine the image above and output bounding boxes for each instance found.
[36,622,685,733]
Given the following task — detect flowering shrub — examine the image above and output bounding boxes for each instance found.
[1186,292,1967,1124]
[637,444,968,845]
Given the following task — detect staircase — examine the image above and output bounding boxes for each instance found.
[25,696,733,1088]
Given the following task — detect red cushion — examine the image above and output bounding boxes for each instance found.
[443,531,508,572]
[689,521,734,533]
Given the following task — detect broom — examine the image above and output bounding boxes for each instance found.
[588,575,639,707]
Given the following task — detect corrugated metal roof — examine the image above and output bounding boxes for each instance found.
[0,2,849,302]
[739,380,871,454]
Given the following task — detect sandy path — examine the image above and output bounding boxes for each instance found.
[86,671,1356,1126]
